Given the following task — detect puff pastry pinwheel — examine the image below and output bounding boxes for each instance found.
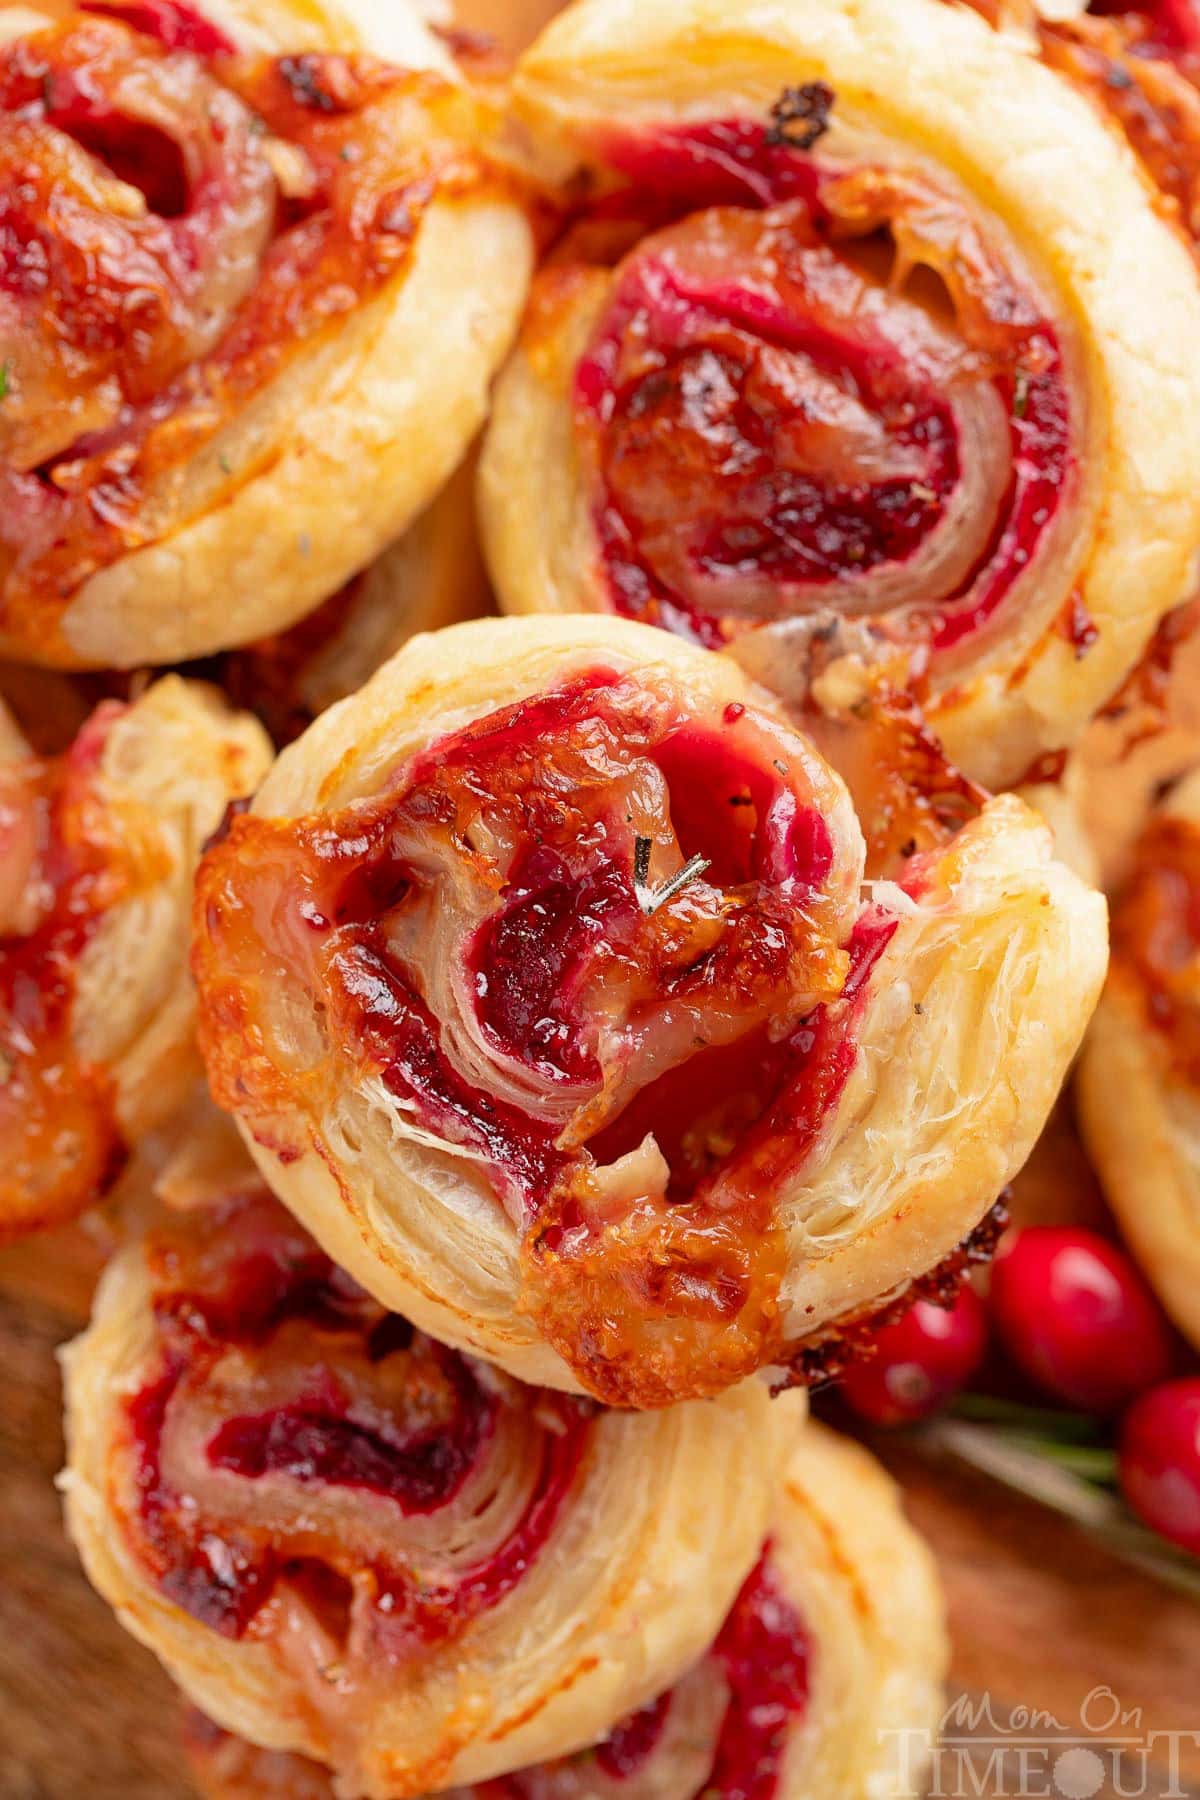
[0,675,269,1241]
[191,613,1107,1407]
[182,1421,946,1800]
[0,0,531,668]
[1077,769,1200,1348]
[61,1181,798,1799]
[477,0,1200,789]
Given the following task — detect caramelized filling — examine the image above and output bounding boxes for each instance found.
[1039,8,1200,241]
[0,702,142,1237]
[82,1,234,55]
[1111,811,1200,1080]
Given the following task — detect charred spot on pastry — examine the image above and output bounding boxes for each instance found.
[773,1193,1011,1393]
[202,794,253,857]
[765,82,836,151]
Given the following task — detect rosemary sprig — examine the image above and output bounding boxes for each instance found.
[639,853,712,915]
[999,1438,1119,1483]
[919,1412,1200,1603]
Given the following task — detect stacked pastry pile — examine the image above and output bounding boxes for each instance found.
[0,0,1197,1791]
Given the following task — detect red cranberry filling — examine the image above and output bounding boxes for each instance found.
[1089,0,1200,54]
[541,1545,810,1795]
[593,1693,672,1779]
[471,846,634,1087]
[573,121,1072,657]
[80,0,234,55]
[650,727,833,890]
[207,1386,486,1514]
[329,933,571,1206]
[311,672,851,1213]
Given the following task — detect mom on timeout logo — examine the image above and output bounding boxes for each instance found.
[882,1686,1200,1797]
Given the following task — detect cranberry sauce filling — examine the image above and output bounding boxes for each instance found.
[1111,812,1200,1080]
[125,1192,589,1644]
[537,1545,809,1797]
[592,1693,673,1781]
[704,1549,811,1798]
[469,725,835,1099]
[325,932,574,1209]
[0,702,131,1232]
[183,1544,811,1800]
[0,16,468,643]
[1089,0,1200,54]
[80,1,235,54]
[571,121,1072,655]
[471,847,633,1088]
[687,907,895,1202]
[519,907,895,1406]
[0,19,266,378]
[194,669,871,1401]
[207,1379,485,1514]
[584,908,890,1202]
[651,726,833,890]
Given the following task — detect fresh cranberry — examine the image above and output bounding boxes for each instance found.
[840,1287,988,1426]
[989,1227,1172,1413]
[1119,1379,1200,1554]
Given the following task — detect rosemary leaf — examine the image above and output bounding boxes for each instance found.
[1000,1436,1119,1485]
[638,853,711,915]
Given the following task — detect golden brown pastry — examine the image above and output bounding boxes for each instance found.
[61,1181,800,1799]
[182,1421,947,1800]
[1077,768,1200,1348]
[477,0,1200,788]
[0,675,269,1240]
[191,613,1107,1407]
[0,0,531,668]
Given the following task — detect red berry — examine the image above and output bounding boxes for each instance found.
[1119,1379,1200,1555]
[989,1226,1172,1413]
[840,1286,988,1426]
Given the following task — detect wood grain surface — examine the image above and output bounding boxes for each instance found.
[2,0,1200,1794]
